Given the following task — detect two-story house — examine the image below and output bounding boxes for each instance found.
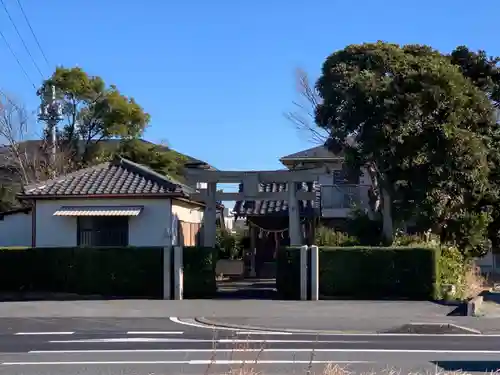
[232,145,372,277]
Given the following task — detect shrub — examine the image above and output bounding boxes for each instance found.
[436,245,481,300]
[0,247,164,298]
[345,209,383,245]
[314,226,359,247]
[183,246,217,298]
[216,228,242,260]
[318,246,438,299]
[276,247,301,300]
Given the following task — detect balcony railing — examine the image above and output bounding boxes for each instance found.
[320,184,367,210]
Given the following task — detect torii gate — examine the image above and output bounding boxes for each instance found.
[185,167,328,247]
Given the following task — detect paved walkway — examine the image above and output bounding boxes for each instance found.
[0,299,453,318]
[0,299,499,333]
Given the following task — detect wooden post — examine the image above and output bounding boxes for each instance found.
[310,245,319,301]
[300,245,308,301]
[203,182,217,247]
[163,246,171,300]
[174,245,183,300]
[288,181,302,246]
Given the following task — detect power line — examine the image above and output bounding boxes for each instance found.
[0,0,44,78]
[14,0,50,69]
[0,29,36,89]
[0,87,21,111]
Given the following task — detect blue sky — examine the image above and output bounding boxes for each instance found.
[0,0,498,172]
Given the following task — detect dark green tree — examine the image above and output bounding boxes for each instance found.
[314,41,495,249]
[449,46,500,253]
[116,139,188,182]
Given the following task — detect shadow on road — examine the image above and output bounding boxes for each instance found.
[433,361,500,373]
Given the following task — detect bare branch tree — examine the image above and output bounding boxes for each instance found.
[284,68,329,145]
[0,92,72,187]
[0,92,33,185]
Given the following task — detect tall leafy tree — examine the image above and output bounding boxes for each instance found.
[450,46,500,252]
[40,67,150,167]
[314,42,495,248]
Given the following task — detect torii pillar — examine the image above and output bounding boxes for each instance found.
[203,182,217,247]
[288,181,302,246]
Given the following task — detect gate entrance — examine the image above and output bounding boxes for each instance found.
[185,167,325,299]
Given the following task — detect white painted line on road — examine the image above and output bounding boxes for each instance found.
[28,348,500,354]
[2,360,368,366]
[126,331,184,335]
[15,332,75,336]
[49,337,369,344]
[236,331,292,335]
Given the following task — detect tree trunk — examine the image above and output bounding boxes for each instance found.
[380,186,394,245]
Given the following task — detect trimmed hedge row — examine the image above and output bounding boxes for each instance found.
[0,246,218,299]
[0,247,163,297]
[182,246,217,298]
[319,247,437,299]
[276,246,441,300]
[276,247,302,299]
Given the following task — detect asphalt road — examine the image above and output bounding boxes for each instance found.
[0,318,498,374]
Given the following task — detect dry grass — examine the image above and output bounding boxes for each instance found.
[201,336,500,375]
[212,360,500,375]
[464,264,487,299]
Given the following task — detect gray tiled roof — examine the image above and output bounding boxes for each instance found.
[280,146,343,161]
[233,182,319,217]
[20,157,196,198]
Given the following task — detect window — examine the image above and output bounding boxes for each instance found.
[77,216,129,247]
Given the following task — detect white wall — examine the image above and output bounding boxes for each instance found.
[0,211,32,247]
[35,198,172,247]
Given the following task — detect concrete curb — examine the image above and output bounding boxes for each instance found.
[195,317,369,334]
[194,317,482,335]
[467,296,484,316]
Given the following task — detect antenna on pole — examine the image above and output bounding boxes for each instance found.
[38,84,62,176]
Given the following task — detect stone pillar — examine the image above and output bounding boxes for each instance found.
[173,246,183,300]
[249,224,256,277]
[300,245,308,301]
[203,182,217,247]
[288,181,302,246]
[163,246,171,300]
[310,245,319,301]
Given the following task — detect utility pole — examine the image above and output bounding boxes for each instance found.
[37,84,62,175]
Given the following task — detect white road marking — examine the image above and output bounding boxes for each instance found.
[15,332,75,336]
[236,331,292,335]
[49,337,368,344]
[28,348,500,354]
[2,360,368,366]
[126,331,184,335]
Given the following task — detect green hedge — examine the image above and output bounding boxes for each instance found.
[182,246,217,298]
[319,247,438,299]
[276,246,440,300]
[276,247,302,300]
[0,247,163,298]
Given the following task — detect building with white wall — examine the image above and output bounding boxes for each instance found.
[0,207,32,247]
[0,157,206,248]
